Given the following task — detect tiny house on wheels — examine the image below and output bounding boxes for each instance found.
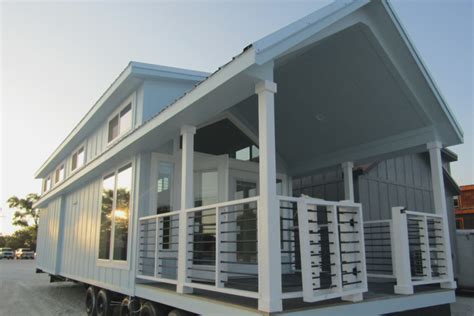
[34,1,463,315]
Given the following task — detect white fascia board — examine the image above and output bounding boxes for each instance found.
[33,48,257,208]
[381,0,463,143]
[253,0,369,65]
[34,62,209,179]
[130,61,210,81]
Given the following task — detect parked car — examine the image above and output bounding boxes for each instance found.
[15,248,35,260]
[0,247,14,259]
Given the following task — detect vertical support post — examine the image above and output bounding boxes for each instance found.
[177,125,196,294]
[392,207,414,294]
[427,142,456,289]
[341,161,363,302]
[342,161,355,202]
[256,80,282,312]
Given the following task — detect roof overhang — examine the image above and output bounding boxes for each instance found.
[35,62,209,178]
[34,0,464,207]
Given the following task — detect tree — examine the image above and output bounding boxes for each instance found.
[7,193,40,230]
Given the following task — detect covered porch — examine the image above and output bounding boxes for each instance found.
[130,1,461,313]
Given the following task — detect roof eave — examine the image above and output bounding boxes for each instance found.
[34,62,209,179]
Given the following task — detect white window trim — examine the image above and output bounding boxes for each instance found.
[70,142,87,175]
[106,93,136,146]
[96,160,134,270]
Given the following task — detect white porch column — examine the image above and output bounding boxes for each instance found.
[341,161,355,202]
[340,161,363,302]
[427,141,456,289]
[177,125,196,294]
[256,80,283,312]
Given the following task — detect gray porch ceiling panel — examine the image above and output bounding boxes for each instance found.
[274,23,424,162]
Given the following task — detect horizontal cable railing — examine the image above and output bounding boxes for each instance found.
[137,211,180,284]
[363,220,394,279]
[392,207,452,294]
[182,196,260,299]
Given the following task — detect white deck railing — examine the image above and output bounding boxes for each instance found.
[363,207,453,295]
[138,196,368,304]
[278,196,367,302]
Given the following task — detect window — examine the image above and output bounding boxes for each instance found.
[454,196,459,208]
[43,176,52,193]
[108,103,132,143]
[156,162,174,249]
[54,164,65,184]
[71,146,85,172]
[98,163,132,262]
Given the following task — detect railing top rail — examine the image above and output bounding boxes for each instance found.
[184,196,260,214]
[277,195,361,208]
[404,210,443,219]
[139,210,181,221]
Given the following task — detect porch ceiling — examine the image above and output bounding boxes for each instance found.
[233,23,452,176]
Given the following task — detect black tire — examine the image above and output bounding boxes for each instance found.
[119,297,140,316]
[168,309,191,316]
[140,301,169,316]
[85,286,97,316]
[96,289,112,316]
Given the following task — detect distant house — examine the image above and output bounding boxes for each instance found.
[455,185,474,229]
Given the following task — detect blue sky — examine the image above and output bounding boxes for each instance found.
[0,0,472,234]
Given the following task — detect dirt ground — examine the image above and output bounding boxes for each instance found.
[0,260,473,315]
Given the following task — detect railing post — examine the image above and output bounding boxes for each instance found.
[177,125,196,294]
[256,80,282,312]
[427,142,456,289]
[392,207,414,294]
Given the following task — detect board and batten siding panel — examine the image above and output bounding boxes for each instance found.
[37,197,62,274]
[358,153,434,220]
[58,175,134,294]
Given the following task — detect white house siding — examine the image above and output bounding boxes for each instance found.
[59,178,134,294]
[37,197,62,274]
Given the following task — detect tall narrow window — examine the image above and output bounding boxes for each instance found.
[71,146,85,172]
[98,163,132,262]
[113,164,132,260]
[44,176,52,193]
[99,173,115,260]
[54,164,65,184]
[108,103,132,143]
[156,162,174,249]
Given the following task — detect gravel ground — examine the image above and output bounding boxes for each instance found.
[0,259,85,315]
[0,260,473,315]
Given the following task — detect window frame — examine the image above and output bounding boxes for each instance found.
[43,174,52,193]
[106,94,135,146]
[96,160,134,270]
[54,162,66,185]
[70,143,86,174]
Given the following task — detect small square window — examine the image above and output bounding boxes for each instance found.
[108,103,132,144]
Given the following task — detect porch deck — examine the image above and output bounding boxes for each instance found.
[134,280,454,315]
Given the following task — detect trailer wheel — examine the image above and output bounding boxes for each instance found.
[85,286,97,316]
[139,301,168,316]
[96,289,112,316]
[119,297,140,316]
[168,309,191,316]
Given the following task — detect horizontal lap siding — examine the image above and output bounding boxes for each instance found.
[37,197,61,273]
[59,178,133,294]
